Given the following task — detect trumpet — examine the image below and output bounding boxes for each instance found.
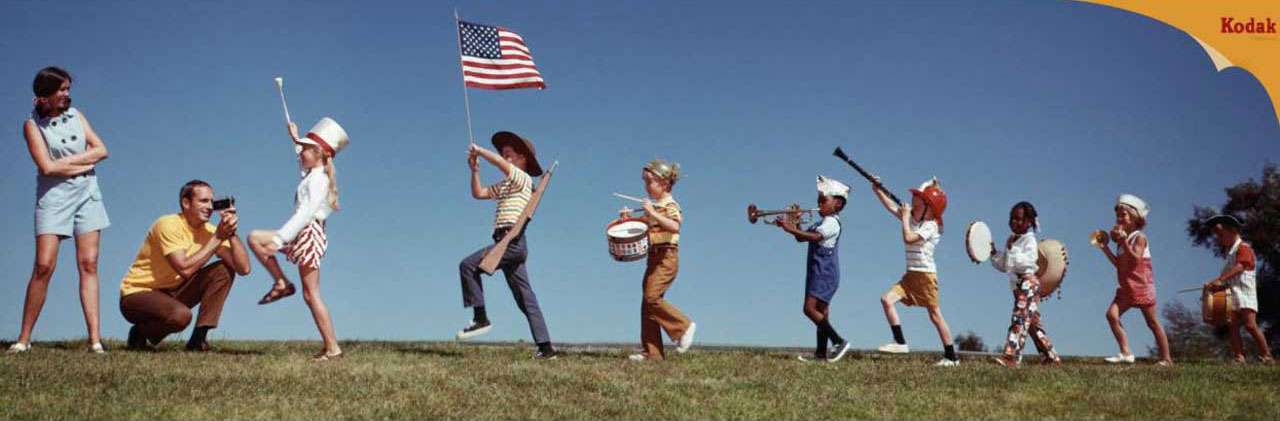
[747,204,818,225]
[1089,229,1108,246]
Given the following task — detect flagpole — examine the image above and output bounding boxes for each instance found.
[454,8,476,146]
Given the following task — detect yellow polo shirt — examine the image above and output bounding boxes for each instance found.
[120,214,228,297]
[647,196,682,245]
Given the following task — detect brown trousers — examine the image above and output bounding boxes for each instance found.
[120,261,235,342]
[641,245,691,359]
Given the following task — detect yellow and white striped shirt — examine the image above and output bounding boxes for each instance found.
[647,196,682,245]
[489,167,533,231]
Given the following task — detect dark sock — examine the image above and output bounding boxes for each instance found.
[536,342,554,353]
[188,327,210,346]
[816,328,830,357]
[944,344,957,361]
[473,306,488,324]
[891,325,906,345]
[817,319,844,345]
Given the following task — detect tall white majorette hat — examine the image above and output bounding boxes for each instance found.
[1116,193,1149,219]
[816,175,850,200]
[295,117,349,157]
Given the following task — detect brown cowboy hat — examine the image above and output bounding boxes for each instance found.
[491,131,543,177]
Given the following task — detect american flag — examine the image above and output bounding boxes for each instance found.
[458,20,546,90]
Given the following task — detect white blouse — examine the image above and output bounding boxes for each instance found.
[991,231,1039,290]
[271,166,331,247]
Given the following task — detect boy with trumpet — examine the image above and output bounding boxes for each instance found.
[769,176,853,362]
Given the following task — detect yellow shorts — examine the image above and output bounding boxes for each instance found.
[887,271,940,308]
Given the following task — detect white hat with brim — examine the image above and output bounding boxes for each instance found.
[295,117,349,157]
[1116,194,1149,219]
[817,175,850,200]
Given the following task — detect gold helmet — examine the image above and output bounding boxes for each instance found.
[644,158,681,186]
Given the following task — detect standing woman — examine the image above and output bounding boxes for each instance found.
[9,67,111,354]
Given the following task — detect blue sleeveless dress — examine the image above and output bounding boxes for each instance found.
[30,107,109,237]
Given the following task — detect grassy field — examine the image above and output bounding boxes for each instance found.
[2,340,1278,419]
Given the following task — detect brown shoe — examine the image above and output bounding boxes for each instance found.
[185,341,210,352]
[257,282,296,305]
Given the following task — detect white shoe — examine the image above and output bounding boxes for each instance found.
[6,342,30,354]
[827,341,852,362]
[934,358,960,367]
[796,354,823,362]
[877,343,909,354]
[1104,353,1135,364]
[628,353,648,361]
[676,322,696,353]
[89,343,105,354]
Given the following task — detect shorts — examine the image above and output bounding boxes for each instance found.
[888,271,939,308]
[280,220,327,269]
[34,176,110,238]
[1113,287,1155,311]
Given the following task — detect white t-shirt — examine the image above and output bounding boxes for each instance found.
[810,215,840,249]
[991,231,1039,290]
[905,219,940,273]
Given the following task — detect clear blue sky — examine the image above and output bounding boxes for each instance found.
[2,1,1277,357]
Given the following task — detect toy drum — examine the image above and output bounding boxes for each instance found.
[1201,289,1234,326]
[606,218,650,262]
[1035,239,1069,299]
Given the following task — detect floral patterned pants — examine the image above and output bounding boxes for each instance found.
[1003,276,1061,362]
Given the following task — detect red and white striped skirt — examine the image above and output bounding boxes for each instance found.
[280,220,327,269]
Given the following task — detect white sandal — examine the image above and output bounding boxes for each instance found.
[6,342,31,354]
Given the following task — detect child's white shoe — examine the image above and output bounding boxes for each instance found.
[934,358,960,367]
[877,343,909,353]
[676,322,696,353]
[6,342,30,354]
[89,343,105,354]
[628,353,648,361]
[1104,353,1135,364]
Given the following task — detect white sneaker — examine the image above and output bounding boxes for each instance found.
[827,341,852,362]
[1104,353,1135,364]
[934,358,960,367]
[89,343,105,354]
[877,343,909,354]
[6,342,30,354]
[455,320,492,340]
[796,354,823,362]
[676,322,696,353]
[628,353,648,361]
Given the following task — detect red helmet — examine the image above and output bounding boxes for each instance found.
[909,178,947,227]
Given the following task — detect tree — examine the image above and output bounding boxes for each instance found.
[1183,163,1280,358]
[954,331,986,353]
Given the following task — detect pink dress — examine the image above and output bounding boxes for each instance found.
[1114,231,1156,308]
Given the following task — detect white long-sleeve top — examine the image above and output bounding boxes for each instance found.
[991,231,1039,290]
[271,166,331,248]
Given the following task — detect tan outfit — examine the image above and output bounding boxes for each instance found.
[640,195,690,359]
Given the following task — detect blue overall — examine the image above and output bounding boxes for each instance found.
[805,217,840,303]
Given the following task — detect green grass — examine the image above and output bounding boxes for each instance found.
[2,340,1278,419]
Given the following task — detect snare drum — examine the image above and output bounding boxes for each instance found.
[1201,289,1234,326]
[606,218,650,262]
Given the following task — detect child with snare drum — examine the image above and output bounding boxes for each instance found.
[622,159,696,361]
[867,176,959,367]
[773,176,852,362]
[1202,214,1273,364]
[989,201,1061,367]
[1095,194,1172,366]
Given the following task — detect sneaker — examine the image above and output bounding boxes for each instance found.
[6,342,30,354]
[827,341,852,362]
[676,322,697,353]
[993,355,1019,368]
[89,343,105,354]
[1155,360,1174,367]
[628,353,648,361]
[532,349,558,360]
[455,320,491,340]
[1103,353,1135,364]
[796,354,826,362]
[877,343,909,354]
[934,358,960,367]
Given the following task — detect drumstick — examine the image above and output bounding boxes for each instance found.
[1177,285,1204,294]
[274,76,292,125]
[612,193,678,209]
[833,147,902,206]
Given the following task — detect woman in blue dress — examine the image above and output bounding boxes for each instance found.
[8,67,111,354]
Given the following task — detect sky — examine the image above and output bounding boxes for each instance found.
[1,0,1277,357]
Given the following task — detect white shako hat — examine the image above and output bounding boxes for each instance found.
[1116,193,1149,218]
[816,175,850,200]
[295,117,349,157]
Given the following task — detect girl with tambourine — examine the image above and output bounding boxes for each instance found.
[246,118,348,361]
[1094,194,1172,366]
[989,202,1061,367]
